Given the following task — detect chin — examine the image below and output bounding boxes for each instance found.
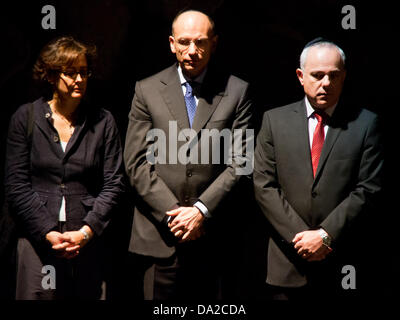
[71,92,85,98]
[315,100,333,109]
[184,67,204,78]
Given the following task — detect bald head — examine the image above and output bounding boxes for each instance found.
[172,10,215,37]
[169,10,218,78]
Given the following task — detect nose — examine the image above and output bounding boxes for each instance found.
[187,42,197,55]
[75,73,83,82]
[321,75,331,86]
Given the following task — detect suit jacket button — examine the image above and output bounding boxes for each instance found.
[311,191,317,198]
[53,135,59,142]
[187,171,192,177]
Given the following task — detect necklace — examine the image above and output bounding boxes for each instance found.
[49,102,75,135]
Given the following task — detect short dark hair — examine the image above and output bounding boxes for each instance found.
[33,36,96,90]
[171,9,216,37]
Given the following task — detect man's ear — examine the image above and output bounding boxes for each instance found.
[296,68,304,86]
[169,36,176,54]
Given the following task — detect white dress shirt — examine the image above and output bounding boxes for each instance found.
[177,65,207,105]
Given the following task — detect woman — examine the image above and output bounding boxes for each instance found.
[5,36,125,299]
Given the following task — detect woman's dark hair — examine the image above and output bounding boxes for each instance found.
[33,36,96,96]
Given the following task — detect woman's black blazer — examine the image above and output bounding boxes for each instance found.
[5,97,125,247]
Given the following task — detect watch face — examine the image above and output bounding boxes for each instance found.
[319,229,331,247]
[323,236,331,247]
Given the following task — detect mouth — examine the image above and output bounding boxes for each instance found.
[184,59,199,65]
[317,93,330,99]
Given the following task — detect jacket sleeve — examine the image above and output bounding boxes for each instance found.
[82,111,125,236]
[124,81,179,223]
[4,105,58,245]
[197,82,253,215]
[253,112,309,243]
[319,114,383,242]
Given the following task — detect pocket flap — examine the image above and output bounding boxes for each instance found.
[38,195,48,205]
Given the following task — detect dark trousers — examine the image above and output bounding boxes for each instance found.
[267,268,364,301]
[122,240,222,300]
[15,237,104,300]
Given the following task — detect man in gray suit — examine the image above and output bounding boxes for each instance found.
[124,9,252,299]
[254,38,383,299]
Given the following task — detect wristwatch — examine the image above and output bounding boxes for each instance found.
[318,228,331,247]
[79,227,89,241]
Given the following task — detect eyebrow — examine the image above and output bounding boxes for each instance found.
[309,68,342,74]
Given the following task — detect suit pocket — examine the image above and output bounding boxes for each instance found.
[205,119,230,130]
[38,194,48,206]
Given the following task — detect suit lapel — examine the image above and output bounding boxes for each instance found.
[313,127,341,181]
[34,98,65,159]
[62,109,88,159]
[191,92,224,134]
[160,65,190,131]
[313,105,344,184]
[191,68,226,134]
[293,101,314,180]
[160,64,226,134]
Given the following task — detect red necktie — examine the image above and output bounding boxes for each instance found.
[311,111,327,177]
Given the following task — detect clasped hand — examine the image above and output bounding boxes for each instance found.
[45,228,91,259]
[292,230,332,262]
[166,206,205,242]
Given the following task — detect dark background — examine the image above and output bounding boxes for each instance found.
[0,0,397,303]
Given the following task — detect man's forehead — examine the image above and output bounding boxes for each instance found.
[173,11,212,35]
[305,47,344,69]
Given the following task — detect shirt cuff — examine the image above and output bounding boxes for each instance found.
[194,201,211,219]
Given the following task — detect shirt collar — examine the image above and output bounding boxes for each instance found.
[177,64,207,85]
[305,96,337,118]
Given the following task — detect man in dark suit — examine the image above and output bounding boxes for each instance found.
[253,38,383,300]
[123,9,252,299]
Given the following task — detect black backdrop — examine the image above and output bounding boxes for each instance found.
[0,0,398,304]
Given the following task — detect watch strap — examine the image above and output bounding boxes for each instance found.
[318,228,331,247]
[79,227,89,241]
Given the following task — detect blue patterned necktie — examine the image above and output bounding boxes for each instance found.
[184,81,197,127]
